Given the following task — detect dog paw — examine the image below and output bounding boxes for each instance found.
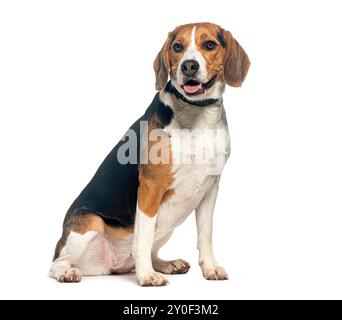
[137,271,169,286]
[200,263,228,281]
[58,268,82,283]
[154,258,190,274]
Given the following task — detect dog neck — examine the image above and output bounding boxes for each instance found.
[164,81,222,107]
[159,83,224,129]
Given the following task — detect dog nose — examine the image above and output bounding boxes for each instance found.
[181,59,199,77]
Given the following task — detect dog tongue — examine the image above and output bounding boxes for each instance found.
[183,84,201,94]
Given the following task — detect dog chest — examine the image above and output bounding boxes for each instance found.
[154,123,230,238]
[155,165,218,237]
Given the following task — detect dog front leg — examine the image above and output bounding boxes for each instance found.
[132,123,173,286]
[133,206,168,286]
[195,179,228,280]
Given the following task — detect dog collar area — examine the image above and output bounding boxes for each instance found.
[164,81,221,107]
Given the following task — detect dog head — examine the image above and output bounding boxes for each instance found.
[154,22,250,101]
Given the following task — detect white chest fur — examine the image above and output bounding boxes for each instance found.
[155,95,230,239]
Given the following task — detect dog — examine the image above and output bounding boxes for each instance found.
[49,22,250,286]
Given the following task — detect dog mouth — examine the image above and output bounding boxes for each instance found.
[181,75,217,96]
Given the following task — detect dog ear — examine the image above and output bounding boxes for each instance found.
[221,29,250,87]
[154,32,173,91]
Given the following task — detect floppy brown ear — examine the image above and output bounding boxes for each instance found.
[222,30,250,87]
[153,32,172,91]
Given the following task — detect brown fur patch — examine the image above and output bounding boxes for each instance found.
[195,23,250,86]
[53,213,133,260]
[168,24,194,80]
[195,23,227,82]
[221,30,250,87]
[154,24,194,90]
[54,237,67,261]
[154,34,172,91]
[137,119,174,217]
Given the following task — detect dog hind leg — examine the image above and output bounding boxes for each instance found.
[49,230,101,282]
[49,213,127,283]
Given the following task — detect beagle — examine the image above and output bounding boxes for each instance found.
[49,22,250,286]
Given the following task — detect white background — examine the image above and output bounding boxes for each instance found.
[1,0,342,300]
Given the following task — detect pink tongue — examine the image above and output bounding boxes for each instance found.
[183,84,201,94]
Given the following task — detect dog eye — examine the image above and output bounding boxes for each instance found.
[172,43,184,52]
[203,40,217,51]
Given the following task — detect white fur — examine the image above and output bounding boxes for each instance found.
[133,207,168,286]
[157,90,230,280]
[49,231,97,280]
[196,180,219,266]
[195,178,228,280]
[49,230,134,281]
